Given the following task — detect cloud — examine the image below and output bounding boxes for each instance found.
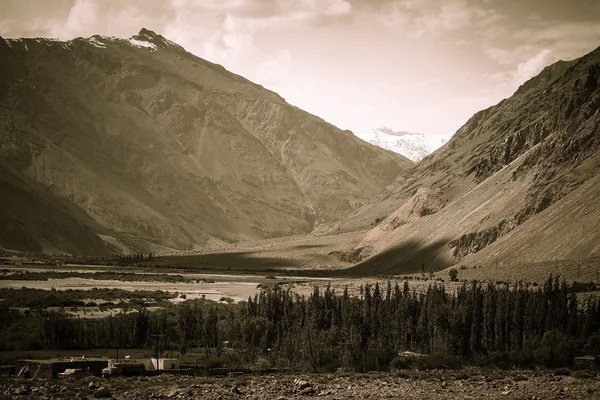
[360,0,505,41]
[1,0,599,137]
[482,48,555,102]
[168,0,351,76]
[514,49,553,84]
[0,0,353,79]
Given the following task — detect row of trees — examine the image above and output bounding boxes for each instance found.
[38,277,600,370]
[112,253,156,262]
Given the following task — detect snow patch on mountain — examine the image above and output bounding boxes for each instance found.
[128,38,157,51]
[355,127,452,162]
[87,37,106,48]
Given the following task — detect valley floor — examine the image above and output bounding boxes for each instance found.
[1,369,599,399]
[4,226,600,285]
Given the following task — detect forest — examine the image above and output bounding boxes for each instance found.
[3,277,600,371]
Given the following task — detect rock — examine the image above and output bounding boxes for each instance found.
[294,379,313,392]
[14,386,31,395]
[300,386,316,395]
[88,382,97,390]
[500,389,512,395]
[94,386,112,398]
[293,378,318,395]
[317,389,335,396]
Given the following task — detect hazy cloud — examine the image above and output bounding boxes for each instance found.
[1,0,599,135]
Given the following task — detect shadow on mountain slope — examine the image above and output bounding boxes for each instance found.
[292,244,328,249]
[157,251,302,271]
[345,239,452,276]
[0,166,112,256]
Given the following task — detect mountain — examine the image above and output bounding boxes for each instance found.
[355,127,452,162]
[0,29,412,255]
[334,45,600,279]
[0,164,112,256]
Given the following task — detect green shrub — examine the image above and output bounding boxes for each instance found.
[554,367,571,376]
[413,354,464,370]
[572,370,596,379]
[508,348,535,368]
[390,356,410,370]
[534,330,577,368]
[448,268,458,281]
[585,332,600,356]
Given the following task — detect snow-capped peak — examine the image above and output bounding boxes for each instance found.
[355,127,452,162]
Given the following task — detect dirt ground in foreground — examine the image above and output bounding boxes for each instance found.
[1,369,599,400]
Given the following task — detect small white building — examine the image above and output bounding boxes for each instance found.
[151,358,180,370]
[125,358,154,371]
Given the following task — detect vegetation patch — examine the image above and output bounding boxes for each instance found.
[0,270,215,284]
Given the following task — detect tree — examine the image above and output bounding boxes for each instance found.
[449,268,458,282]
[585,332,600,356]
[534,330,576,368]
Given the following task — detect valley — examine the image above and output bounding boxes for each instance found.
[1,29,599,280]
[1,19,600,393]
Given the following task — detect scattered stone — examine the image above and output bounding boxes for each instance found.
[300,386,316,395]
[14,385,31,395]
[294,379,312,390]
[0,369,597,399]
[94,386,112,398]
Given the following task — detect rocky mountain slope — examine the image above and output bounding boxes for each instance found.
[0,29,412,255]
[355,127,452,161]
[338,45,600,276]
[0,165,111,256]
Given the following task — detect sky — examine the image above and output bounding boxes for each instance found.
[1,0,600,136]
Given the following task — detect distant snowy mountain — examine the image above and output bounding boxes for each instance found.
[355,127,452,162]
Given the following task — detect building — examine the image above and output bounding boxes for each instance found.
[151,358,180,370]
[17,359,108,379]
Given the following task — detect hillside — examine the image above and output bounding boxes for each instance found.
[0,165,111,256]
[0,29,412,254]
[337,45,600,277]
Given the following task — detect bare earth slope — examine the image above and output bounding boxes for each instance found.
[0,29,411,254]
[339,45,600,276]
[0,165,111,256]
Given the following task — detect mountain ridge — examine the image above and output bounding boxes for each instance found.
[0,28,412,255]
[334,44,600,276]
